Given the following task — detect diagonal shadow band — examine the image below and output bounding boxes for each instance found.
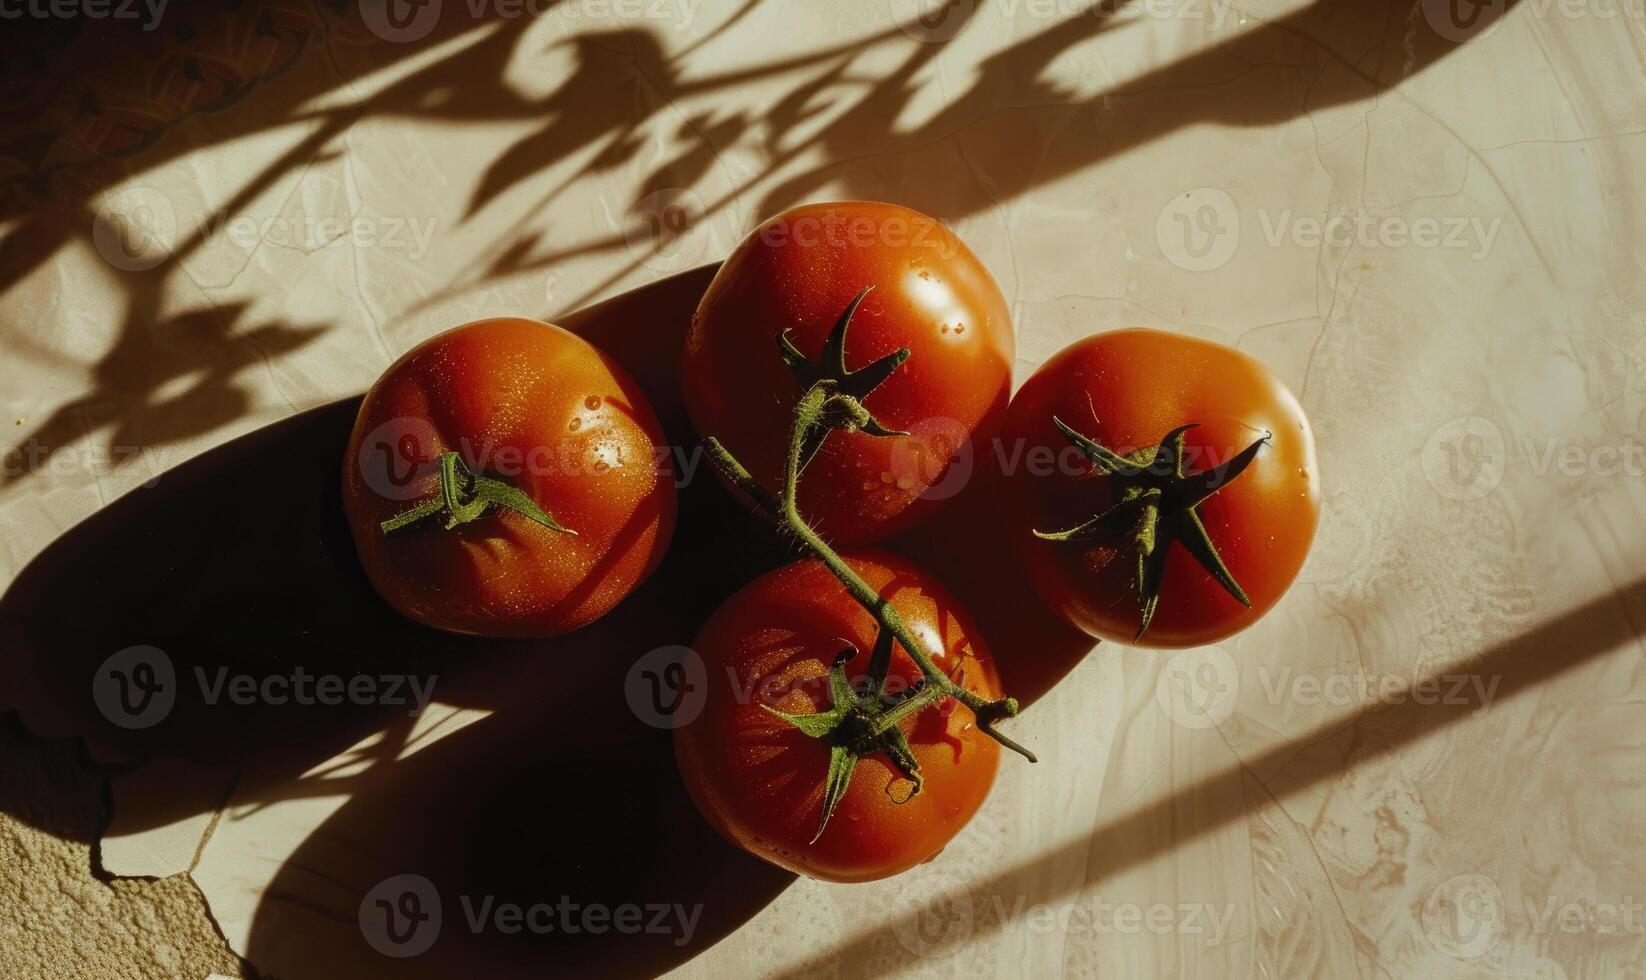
[772,573,1646,976]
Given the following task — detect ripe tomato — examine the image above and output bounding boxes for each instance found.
[1001,329,1319,647]
[682,201,1013,545]
[674,552,1002,883]
[342,317,676,637]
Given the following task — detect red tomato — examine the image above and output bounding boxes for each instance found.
[1001,329,1319,647]
[682,201,1013,545]
[674,552,1002,883]
[342,317,676,637]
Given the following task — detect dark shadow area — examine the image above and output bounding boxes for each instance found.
[242,665,795,978]
[0,264,795,975]
[770,574,1646,977]
[0,395,459,766]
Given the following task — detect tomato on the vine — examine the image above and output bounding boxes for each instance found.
[674,552,1002,883]
[342,317,676,637]
[682,201,1013,545]
[1001,329,1319,647]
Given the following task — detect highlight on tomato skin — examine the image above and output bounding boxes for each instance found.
[999,328,1321,648]
[341,316,677,638]
[682,200,1014,546]
[673,552,1003,884]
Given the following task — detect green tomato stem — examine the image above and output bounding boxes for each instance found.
[379,450,577,537]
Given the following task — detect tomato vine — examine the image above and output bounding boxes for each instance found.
[702,286,1035,839]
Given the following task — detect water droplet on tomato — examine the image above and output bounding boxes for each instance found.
[585,395,602,410]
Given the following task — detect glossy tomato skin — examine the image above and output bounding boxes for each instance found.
[342,317,676,637]
[675,552,1002,883]
[1002,329,1320,648]
[682,201,1013,545]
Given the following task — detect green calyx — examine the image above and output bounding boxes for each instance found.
[776,285,910,470]
[1035,418,1267,639]
[761,630,931,843]
[379,451,577,537]
[702,287,1035,840]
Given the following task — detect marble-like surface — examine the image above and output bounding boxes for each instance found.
[4,1,1646,977]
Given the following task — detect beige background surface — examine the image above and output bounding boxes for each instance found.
[3,0,1645,977]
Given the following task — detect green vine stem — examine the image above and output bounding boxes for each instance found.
[700,289,1036,836]
[704,388,1034,758]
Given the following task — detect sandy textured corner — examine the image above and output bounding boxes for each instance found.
[0,723,243,980]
